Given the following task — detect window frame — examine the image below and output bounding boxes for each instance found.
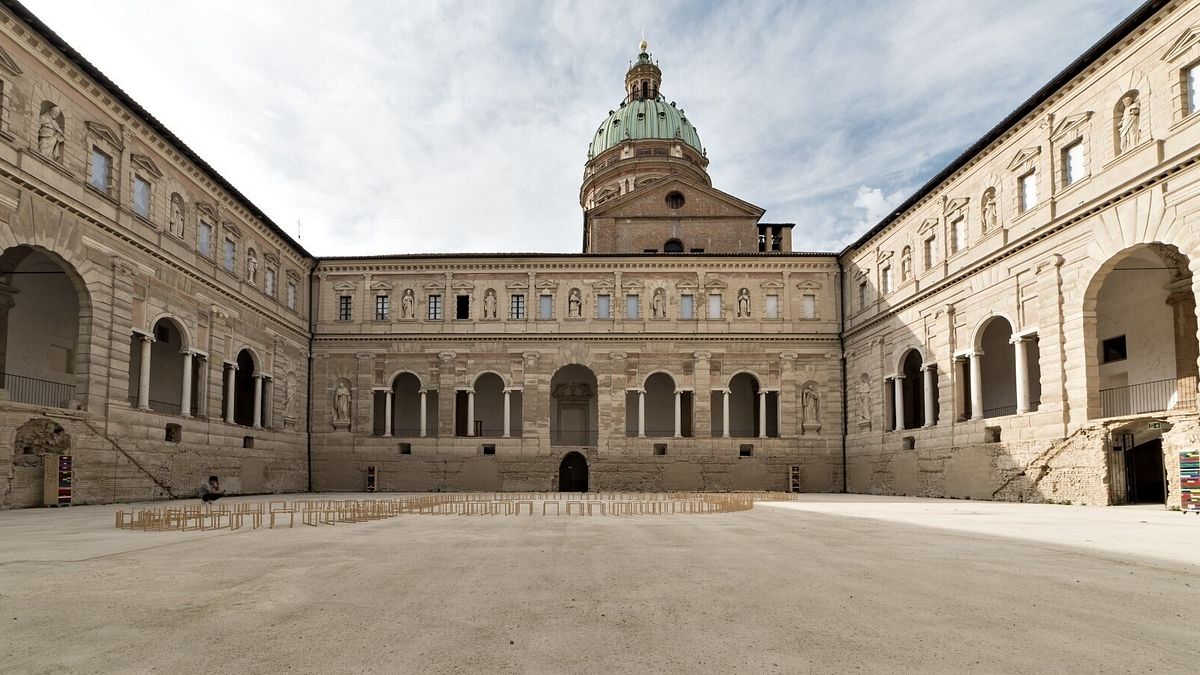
[222,238,236,274]
[680,293,695,320]
[509,293,526,320]
[596,293,611,320]
[337,295,353,322]
[374,294,390,321]
[1018,170,1038,214]
[88,146,112,194]
[132,174,152,219]
[427,294,443,321]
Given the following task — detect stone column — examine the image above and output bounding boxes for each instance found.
[883,376,895,430]
[503,389,511,438]
[252,374,264,429]
[265,377,274,429]
[224,362,237,423]
[384,389,394,437]
[467,389,476,437]
[637,388,646,438]
[722,389,731,438]
[195,355,209,418]
[674,389,682,438]
[893,375,905,431]
[137,333,153,410]
[969,351,984,420]
[180,350,194,418]
[419,389,428,437]
[953,356,967,422]
[922,364,937,427]
[1013,336,1030,414]
[758,390,767,439]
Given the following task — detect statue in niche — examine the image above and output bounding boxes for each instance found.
[246,249,258,284]
[737,288,751,318]
[1118,93,1141,153]
[900,247,912,281]
[802,384,820,426]
[333,381,351,424]
[401,289,415,319]
[568,288,582,318]
[857,376,872,429]
[283,376,295,418]
[37,103,64,163]
[483,289,497,319]
[169,194,186,237]
[981,189,998,233]
[651,288,666,318]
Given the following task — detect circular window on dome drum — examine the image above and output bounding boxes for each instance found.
[665,191,685,209]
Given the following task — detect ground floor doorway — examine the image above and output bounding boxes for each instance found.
[559,452,588,492]
[1125,439,1166,504]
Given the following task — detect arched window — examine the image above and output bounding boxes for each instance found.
[664,239,684,253]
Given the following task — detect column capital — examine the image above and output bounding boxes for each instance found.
[180,349,196,357]
[692,351,712,360]
[134,330,155,343]
[921,362,938,371]
[223,361,239,370]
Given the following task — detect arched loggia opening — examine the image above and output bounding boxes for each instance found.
[233,350,257,426]
[627,372,690,437]
[222,348,269,428]
[131,317,198,416]
[979,317,1017,418]
[721,372,777,438]
[375,372,434,438]
[559,451,589,492]
[550,364,597,446]
[1086,243,1198,418]
[0,246,87,408]
[456,372,515,438]
[898,350,925,430]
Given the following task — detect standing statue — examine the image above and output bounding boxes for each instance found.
[651,288,666,319]
[900,247,913,281]
[333,382,351,423]
[169,195,186,237]
[568,288,582,318]
[401,289,415,319]
[483,289,497,319]
[981,189,998,233]
[1119,94,1141,153]
[737,288,751,318]
[283,377,295,418]
[37,104,64,163]
[246,250,258,284]
[802,385,820,424]
[857,377,872,428]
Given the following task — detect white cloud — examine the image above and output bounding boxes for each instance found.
[19,0,1139,256]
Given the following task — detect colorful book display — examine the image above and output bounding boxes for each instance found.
[43,454,72,507]
[1181,451,1200,514]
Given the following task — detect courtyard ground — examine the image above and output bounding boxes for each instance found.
[0,493,1196,673]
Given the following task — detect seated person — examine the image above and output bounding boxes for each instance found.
[199,475,225,503]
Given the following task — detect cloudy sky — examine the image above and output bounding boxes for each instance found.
[23,0,1137,256]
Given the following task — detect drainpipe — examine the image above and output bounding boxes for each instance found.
[306,261,315,493]
[837,258,848,493]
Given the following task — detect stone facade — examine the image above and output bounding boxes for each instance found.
[3,0,1200,507]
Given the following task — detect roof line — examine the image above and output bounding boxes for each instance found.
[316,251,837,261]
[839,0,1169,256]
[0,0,314,259]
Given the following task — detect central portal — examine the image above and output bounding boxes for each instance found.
[559,452,589,492]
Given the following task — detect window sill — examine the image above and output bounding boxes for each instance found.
[1057,174,1092,198]
[370,319,390,324]
[133,212,155,228]
[1168,109,1200,133]
[85,183,118,205]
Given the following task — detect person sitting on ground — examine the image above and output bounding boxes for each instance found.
[199,475,224,503]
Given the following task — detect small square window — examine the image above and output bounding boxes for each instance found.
[133,175,151,218]
[680,294,694,320]
[596,294,611,319]
[510,294,526,320]
[626,294,640,320]
[653,443,667,456]
[739,444,754,458]
[165,423,181,443]
[242,436,255,449]
[338,296,352,321]
[375,295,390,321]
[482,444,496,456]
[1101,335,1127,364]
[398,443,412,455]
[89,147,111,193]
[427,294,443,320]
[456,295,470,320]
[1019,171,1038,213]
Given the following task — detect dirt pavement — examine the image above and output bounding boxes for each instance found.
[0,494,1195,673]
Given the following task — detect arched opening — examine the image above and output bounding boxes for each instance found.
[233,349,257,426]
[559,451,589,492]
[664,239,684,253]
[462,372,506,437]
[626,372,679,437]
[550,364,597,446]
[899,350,924,430]
[728,372,775,437]
[0,246,85,407]
[979,317,1017,418]
[140,317,196,415]
[392,372,426,437]
[1087,243,1197,418]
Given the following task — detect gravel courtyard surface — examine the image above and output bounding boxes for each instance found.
[0,493,1196,674]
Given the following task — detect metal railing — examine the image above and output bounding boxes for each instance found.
[1100,376,1198,418]
[127,395,184,416]
[983,404,1018,419]
[3,372,75,408]
[551,430,599,446]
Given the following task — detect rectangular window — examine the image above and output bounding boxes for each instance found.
[950,217,966,254]
[509,294,525,320]
[1101,335,1127,364]
[1063,141,1085,187]
[286,281,297,310]
[455,294,470,320]
[539,295,553,319]
[880,266,893,295]
[264,268,277,296]
[133,175,151,218]
[375,295,389,321]
[337,296,352,321]
[800,294,816,319]
[765,294,780,319]
[1188,64,1199,116]
[680,294,694,320]
[89,147,111,193]
[596,294,611,319]
[427,294,442,320]
[707,293,722,319]
[858,281,869,310]
[626,294,640,320]
[923,236,936,270]
[223,238,235,273]
[1019,171,1038,213]
[198,221,213,257]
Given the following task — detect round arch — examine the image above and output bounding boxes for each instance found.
[148,314,191,352]
[971,312,1018,352]
[387,370,425,390]
[723,368,765,390]
[641,369,680,388]
[893,346,925,376]
[472,370,510,389]
[235,346,262,375]
[550,364,598,446]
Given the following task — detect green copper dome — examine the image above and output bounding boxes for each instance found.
[588,96,704,159]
